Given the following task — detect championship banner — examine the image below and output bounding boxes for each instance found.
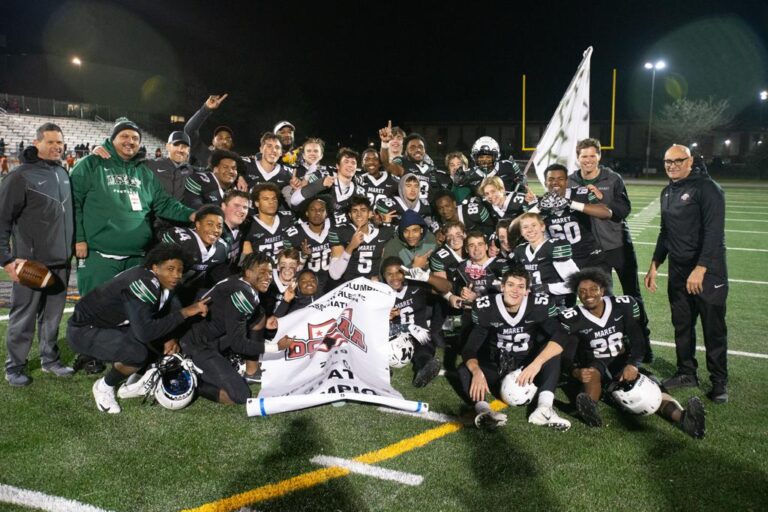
[528,46,593,186]
[246,278,429,417]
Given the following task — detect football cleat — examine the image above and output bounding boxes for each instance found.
[244,368,263,384]
[576,392,602,427]
[412,357,441,388]
[528,406,572,431]
[92,378,121,414]
[474,410,508,431]
[679,396,706,439]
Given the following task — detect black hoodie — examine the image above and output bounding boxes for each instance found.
[0,146,74,266]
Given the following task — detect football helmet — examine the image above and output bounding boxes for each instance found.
[389,332,415,369]
[470,136,500,165]
[152,354,201,411]
[500,368,537,406]
[611,373,662,416]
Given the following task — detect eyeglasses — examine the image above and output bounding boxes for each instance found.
[663,157,690,167]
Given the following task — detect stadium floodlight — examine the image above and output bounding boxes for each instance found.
[72,57,82,66]
[724,139,731,146]
[644,60,667,173]
[691,142,698,148]
[760,90,768,101]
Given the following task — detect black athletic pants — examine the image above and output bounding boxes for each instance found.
[667,262,728,385]
[600,244,652,345]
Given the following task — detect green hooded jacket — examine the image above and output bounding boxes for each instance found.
[71,138,194,256]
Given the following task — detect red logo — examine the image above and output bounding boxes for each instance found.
[286,308,367,360]
[464,263,487,281]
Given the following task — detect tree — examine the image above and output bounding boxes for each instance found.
[653,98,732,145]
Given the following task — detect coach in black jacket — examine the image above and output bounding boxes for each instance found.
[0,124,74,386]
[645,144,729,403]
[147,131,197,237]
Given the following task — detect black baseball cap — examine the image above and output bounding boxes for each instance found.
[167,131,191,146]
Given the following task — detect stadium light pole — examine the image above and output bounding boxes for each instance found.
[72,56,83,118]
[644,60,666,173]
[760,90,767,128]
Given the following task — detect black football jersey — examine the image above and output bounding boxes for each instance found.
[456,197,497,237]
[391,282,430,332]
[70,266,182,340]
[220,221,246,266]
[392,156,437,200]
[429,244,465,282]
[485,190,528,222]
[260,269,293,316]
[455,257,509,297]
[455,159,526,194]
[295,163,331,181]
[357,172,400,207]
[244,212,296,264]
[181,275,266,358]
[283,219,332,284]
[375,196,439,232]
[466,293,566,362]
[512,239,576,294]
[559,295,645,365]
[161,227,230,288]
[241,158,294,191]
[183,171,230,210]
[540,187,602,267]
[328,223,394,281]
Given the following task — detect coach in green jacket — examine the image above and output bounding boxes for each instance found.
[71,118,195,296]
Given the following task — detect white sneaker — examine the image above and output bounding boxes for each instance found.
[474,410,508,431]
[117,369,157,399]
[93,377,121,414]
[528,406,571,431]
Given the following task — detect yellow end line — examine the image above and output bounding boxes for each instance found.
[182,401,507,512]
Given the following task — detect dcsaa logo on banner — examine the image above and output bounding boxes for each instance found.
[246,278,429,417]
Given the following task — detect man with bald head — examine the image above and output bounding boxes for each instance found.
[645,144,729,403]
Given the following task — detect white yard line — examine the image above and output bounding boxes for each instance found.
[0,484,113,512]
[726,229,768,234]
[633,241,768,252]
[726,218,768,222]
[650,340,768,359]
[638,272,768,285]
[310,456,423,486]
[377,407,466,424]
[0,306,74,322]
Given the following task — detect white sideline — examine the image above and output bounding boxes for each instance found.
[376,407,464,424]
[0,483,113,512]
[310,455,423,486]
[0,306,73,322]
[638,272,768,285]
[633,241,768,252]
[650,340,768,360]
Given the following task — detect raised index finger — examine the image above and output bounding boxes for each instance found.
[387,120,392,130]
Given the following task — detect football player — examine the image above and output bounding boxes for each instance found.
[429,221,467,357]
[183,149,240,210]
[519,268,706,438]
[526,164,612,269]
[478,176,528,223]
[274,268,320,317]
[375,173,437,230]
[67,244,210,413]
[219,190,251,267]
[242,183,296,264]
[291,147,363,226]
[512,212,580,307]
[328,195,394,282]
[283,196,332,291]
[294,138,328,182]
[241,132,293,193]
[460,266,572,430]
[454,136,526,195]
[432,189,496,240]
[356,148,400,207]
[161,205,230,304]
[381,256,452,387]
[180,252,293,405]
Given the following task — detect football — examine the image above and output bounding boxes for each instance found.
[15,259,55,289]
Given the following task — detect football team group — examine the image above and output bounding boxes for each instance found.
[1,93,728,438]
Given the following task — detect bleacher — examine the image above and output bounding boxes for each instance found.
[0,112,167,159]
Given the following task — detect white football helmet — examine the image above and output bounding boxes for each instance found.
[389,333,415,369]
[470,136,500,165]
[500,368,537,406]
[152,354,200,411]
[611,373,662,416]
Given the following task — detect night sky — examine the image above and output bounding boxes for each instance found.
[2,0,767,151]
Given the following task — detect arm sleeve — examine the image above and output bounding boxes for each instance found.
[229,309,267,359]
[292,173,328,204]
[696,182,726,269]
[183,105,212,148]
[0,174,26,265]
[123,291,186,344]
[623,300,646,366]
[329,255,350,280]
[182,175,204,210]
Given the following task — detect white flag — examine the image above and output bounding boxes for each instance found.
[529,47,593,186]
[247,278,428,417]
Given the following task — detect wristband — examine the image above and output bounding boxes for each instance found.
[381,142,389,149]
[442,292,453,301]
[264,344,280,353]
[570,201,585,212]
